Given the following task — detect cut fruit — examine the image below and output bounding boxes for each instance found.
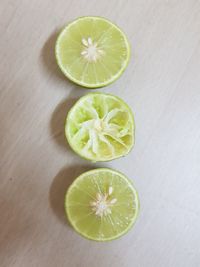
[55,16,130,88]
[65,168,139,241]
[65,93,135,162]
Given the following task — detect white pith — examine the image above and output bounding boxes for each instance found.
[81,37,104,62]
[90,186,117,217]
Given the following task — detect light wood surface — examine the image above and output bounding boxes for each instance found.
[1,1,200,266]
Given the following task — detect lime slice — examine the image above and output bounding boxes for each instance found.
[55,16,130,88]
[65,93,135,162]
[65,168,139,241]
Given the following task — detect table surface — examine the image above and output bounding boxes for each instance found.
[1,1,200,266]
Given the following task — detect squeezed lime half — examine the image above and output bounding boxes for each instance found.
[65,168,139,241]
[65,93,135,162]
[55,16,130,88]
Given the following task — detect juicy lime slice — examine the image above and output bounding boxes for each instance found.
[55,16,130,88]
[65,93,135,162]
[65,168,139,241]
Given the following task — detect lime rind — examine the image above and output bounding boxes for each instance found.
[65,168,139,241]
[55,16,131,88]
[65,93,135,162]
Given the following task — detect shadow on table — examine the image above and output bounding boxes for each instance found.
[41,28,78,88]
[49,165,93,226]
[50,97,78,152]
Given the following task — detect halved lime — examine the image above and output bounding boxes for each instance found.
[65,168,139,241]
[55,16,130,88]
[65,93,135,162]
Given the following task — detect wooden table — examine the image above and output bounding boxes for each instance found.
[1,1,200,266]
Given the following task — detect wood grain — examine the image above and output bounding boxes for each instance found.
[0,0,200,266]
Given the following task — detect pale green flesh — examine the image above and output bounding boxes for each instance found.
[65,169,139,241]
[65,93,135,162]
[56,17,130,87]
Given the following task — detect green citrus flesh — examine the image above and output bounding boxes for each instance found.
[65,93,135,162]
[65,168,139,241]
[55,16,130,88]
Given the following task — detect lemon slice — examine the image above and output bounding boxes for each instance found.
[55,16,130,88]
[65,93,135,162]
[65,168,139,241]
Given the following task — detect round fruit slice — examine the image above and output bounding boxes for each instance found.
[55,16,130,88]
[65,93,135,162]
[65,168,139,241]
